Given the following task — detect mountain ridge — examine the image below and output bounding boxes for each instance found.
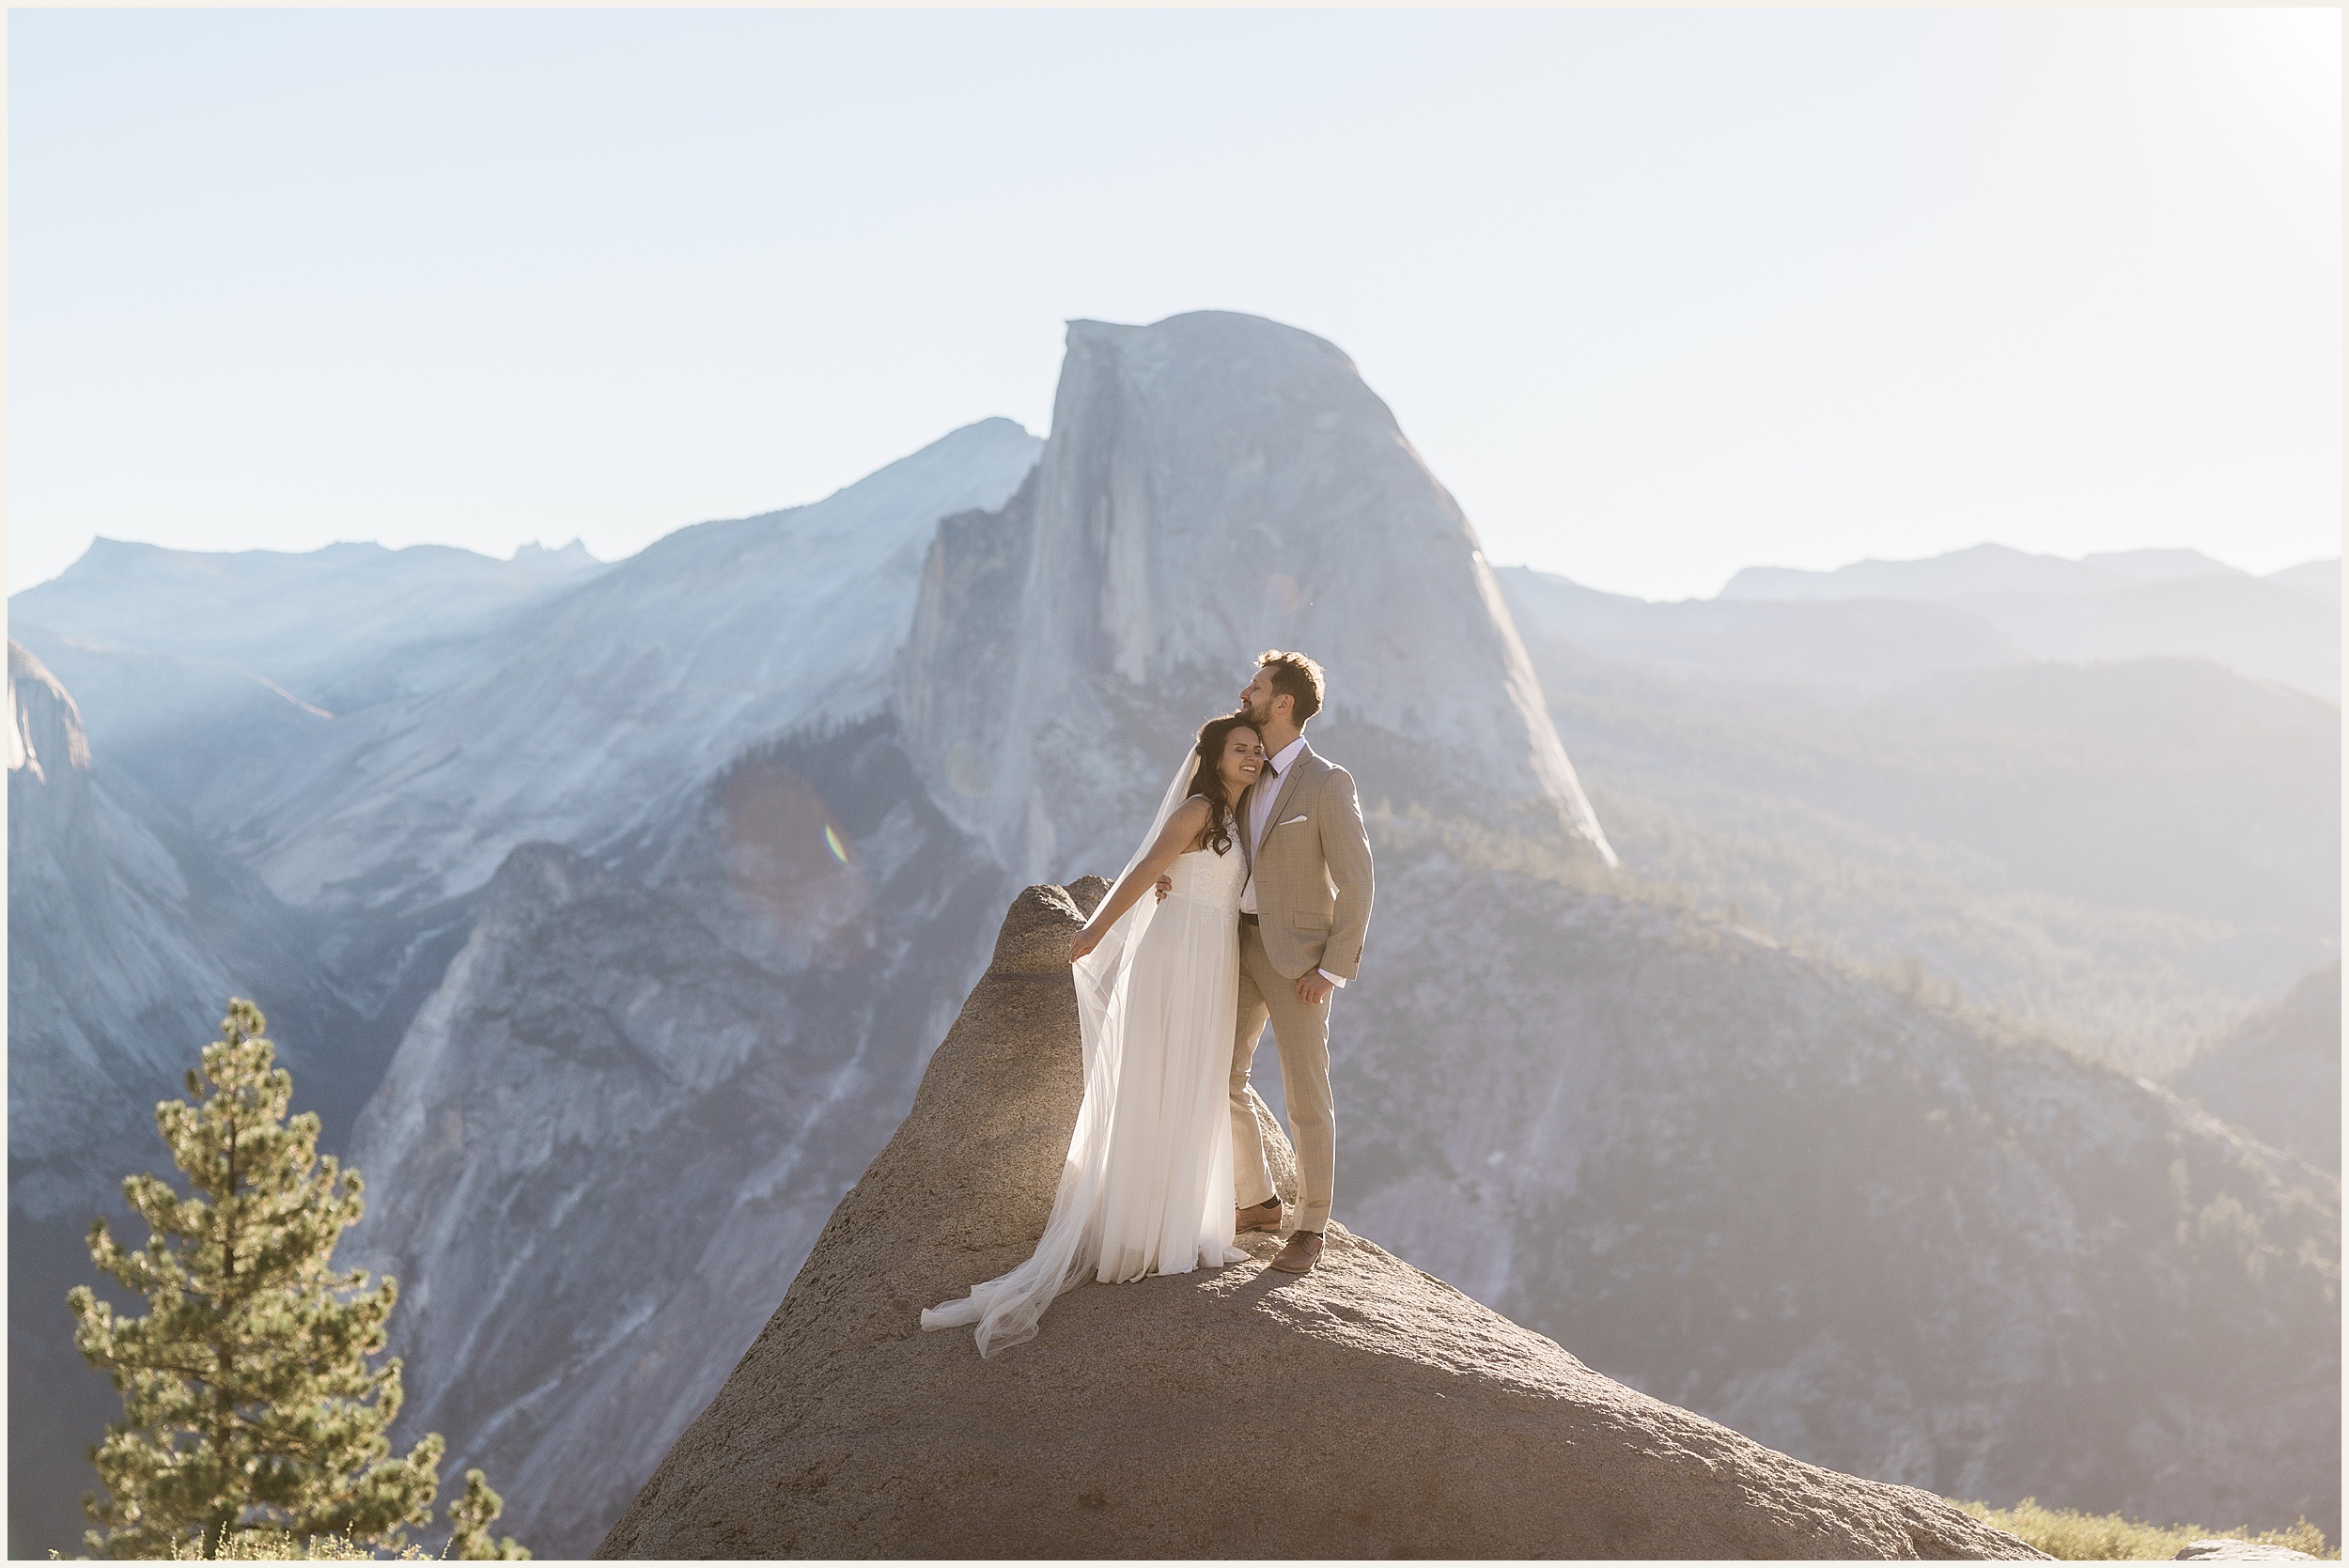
[2170,963,2341,1175]
[195,416,1042,921]
[1702,545,2338,700]
[1720,541,2244,602]
[1499,569,2341,1072]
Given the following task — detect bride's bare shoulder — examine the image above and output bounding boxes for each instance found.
[1164,794,1215,852]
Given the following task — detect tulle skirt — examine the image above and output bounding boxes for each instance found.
[921,882,1245,1356]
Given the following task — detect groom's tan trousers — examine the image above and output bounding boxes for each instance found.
[1230,920,1336,1234]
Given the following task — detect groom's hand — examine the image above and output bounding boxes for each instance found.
[1294,970,1336,1006]
[1153,874,1173,903]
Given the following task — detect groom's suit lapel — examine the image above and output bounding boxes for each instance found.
[1254,740,1318,864]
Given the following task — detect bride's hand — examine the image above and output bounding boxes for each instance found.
[1069,923,1104,964]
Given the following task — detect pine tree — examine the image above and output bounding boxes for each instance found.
[446,1469,529,1560]
[67,1000,524,1560]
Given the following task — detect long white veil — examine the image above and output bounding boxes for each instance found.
[920,749,1199,1358]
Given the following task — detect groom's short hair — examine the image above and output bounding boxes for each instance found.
[1257,649,1326,723]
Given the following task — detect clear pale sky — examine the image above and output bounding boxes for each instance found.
[8,8,2340,602]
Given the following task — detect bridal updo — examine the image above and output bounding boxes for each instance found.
[1184,712,1258,856]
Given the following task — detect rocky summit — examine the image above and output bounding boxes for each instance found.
[896,311,1613,883]
[599,885,2039,1560]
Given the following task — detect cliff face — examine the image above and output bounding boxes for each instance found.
[7,639,188,1211]
[598,885,2040,1562]
[343,718,1014,1552]
[896,313,1611,882]
[7,641,357,1209]
[10,421,1047,1558]
[7,642,365,1559]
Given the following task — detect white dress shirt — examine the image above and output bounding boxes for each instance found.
[1239,736,1346,989]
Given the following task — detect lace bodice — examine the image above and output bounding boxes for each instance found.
[1164,838,1248,912]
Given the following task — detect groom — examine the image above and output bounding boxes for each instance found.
[1227,649,1374,1275]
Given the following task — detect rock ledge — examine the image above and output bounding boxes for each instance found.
[599,885,2041,1560]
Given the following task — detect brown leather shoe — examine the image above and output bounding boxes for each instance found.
[1268,1231,1324,1274]
[1235,1200,1283,1234]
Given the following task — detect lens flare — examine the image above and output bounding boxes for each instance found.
[719,759,873,967]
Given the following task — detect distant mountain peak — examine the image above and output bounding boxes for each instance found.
[2266,557,2341,608]
[1722,542,2106,602]
[2080,547,2243,584]
[511,538,599,566]
[898,311,1615,879]
[1719,541,2252,604]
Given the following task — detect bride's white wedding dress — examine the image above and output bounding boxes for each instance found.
[922,796,1249,1357]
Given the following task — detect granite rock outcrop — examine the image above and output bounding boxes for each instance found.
[895,311,1612,882]
[599,885,2040,1561]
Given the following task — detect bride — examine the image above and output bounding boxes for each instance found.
[921,712,1268,1356]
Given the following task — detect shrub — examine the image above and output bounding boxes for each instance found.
[1952,1497,2335,1560]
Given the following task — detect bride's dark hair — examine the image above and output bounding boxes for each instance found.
[1184,712,1259,856]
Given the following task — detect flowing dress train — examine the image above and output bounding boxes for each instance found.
[921,834,1248,1356]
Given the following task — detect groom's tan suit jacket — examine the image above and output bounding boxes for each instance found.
[1242,742,1375,981]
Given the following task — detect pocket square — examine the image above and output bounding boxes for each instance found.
[1277,815,1310,827]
